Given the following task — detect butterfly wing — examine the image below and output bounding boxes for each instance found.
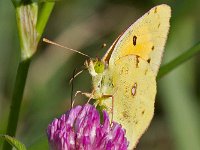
[102,55,156,149]
[101,4,171,149]
[103,4,171,76]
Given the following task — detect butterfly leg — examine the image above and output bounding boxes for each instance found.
[82,90,94,104]
[71,90,82,108]
[69,69,84,84]
[70,68,83,108]
[71,90,94,108]
[87,96,93,104]
[82,92,92,98]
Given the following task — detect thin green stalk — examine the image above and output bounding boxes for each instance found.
[3,59,31,150]
[3,2,55,150]
[37,2,55,40]
[157,41,200,79]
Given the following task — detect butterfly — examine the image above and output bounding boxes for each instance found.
[84,4,171,149]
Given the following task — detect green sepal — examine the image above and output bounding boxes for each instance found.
[16,2,38,60]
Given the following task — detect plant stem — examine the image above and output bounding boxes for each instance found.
[157,41,200,79]
[3,58,31,150]
[37,2,55,40]
[2,2,55,149]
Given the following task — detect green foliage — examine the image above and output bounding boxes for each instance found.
[0,134,26,150]
[158,41,200,79]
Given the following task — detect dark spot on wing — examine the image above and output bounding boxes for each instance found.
[122,111,129,120]
[133,35,137,46]
[147,58,151,63]
[141,110,145,115]
[152,46,154,50]
[144,69,148,75]
[125,86,129,97]
[158,23,160,28]
[131,83,137,96]
[135,120,138,125]
[120,66,129,75]
[154,7,157,13]
[136,56,139,68]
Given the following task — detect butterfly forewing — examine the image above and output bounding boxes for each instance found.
[104,4,171,76]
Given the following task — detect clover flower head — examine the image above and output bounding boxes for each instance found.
[47,104,128,150]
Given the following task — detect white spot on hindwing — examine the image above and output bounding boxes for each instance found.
[131,83,137,96]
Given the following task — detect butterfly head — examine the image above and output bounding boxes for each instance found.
[94,60,105,74]
[85,58,105,76]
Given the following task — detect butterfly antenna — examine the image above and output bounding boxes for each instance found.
[43,38,90,58]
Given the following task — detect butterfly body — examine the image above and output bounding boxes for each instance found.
[85,4,171,149]
[85,59,113,102]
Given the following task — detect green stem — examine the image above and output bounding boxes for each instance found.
[157,41,200,79]
[3,58,31,150]
[3,2,55,150]
[36,2,55,41]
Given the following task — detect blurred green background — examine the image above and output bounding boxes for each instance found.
[0,0,200,149]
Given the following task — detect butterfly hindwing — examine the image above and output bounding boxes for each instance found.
[102,55,156,148]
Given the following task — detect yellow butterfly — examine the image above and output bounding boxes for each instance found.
[85,4,171,149]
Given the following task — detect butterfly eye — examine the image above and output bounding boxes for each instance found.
[94,61,105,73]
